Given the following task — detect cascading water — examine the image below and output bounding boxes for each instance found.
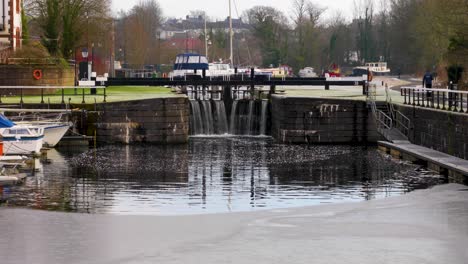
[229,100,238,135]
[214,101,229,134]
[201,101,214,134]
[260,100,268,135]
[246,100,255,135]
[190,100,204,134]
[190,99,269,136]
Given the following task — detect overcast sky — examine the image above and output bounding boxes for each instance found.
[111,0,374,22]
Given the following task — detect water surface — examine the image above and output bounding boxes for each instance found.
[0,138,443,214]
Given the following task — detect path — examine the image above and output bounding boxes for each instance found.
[1,184,467,264]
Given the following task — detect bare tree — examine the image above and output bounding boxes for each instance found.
[119,0,163,68]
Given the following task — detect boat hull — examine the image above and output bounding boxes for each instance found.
[42,124,70,147]
[2,136,44,155]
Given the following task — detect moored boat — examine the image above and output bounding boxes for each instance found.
[0,123,44,155]
[298,67,318,78]
[353,62,391,76]
[5,112,71,148]
[171,53,209,77]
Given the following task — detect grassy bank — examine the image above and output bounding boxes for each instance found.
[0,86,184,104]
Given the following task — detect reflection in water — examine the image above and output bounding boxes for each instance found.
[0,138,443,215]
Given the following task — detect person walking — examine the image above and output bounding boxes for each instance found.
[422,70,434,98]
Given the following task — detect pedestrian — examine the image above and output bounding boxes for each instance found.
[422,70,433,98]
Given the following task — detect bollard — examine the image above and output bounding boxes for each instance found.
[269,85,276,97]
[41,88,45,104]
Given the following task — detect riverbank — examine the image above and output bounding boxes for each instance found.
[1,183,467,264]
[0,86,181,104]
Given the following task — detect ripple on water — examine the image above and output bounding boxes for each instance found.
[0,138,445,215]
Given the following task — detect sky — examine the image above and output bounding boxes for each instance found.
[111,0,367,22]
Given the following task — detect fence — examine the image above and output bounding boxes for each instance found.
[0,86,107,105]
[401,86,468,113]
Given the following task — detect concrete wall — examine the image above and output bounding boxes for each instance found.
[0,65,74,94]
[396,104,468,160]
[271,96,380,144]
[94,97,190,144]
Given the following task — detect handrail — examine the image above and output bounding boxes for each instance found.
[386,85,411,138]
[401,85,467,113]
[368,84,393,133]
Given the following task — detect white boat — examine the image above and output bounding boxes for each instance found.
[298,67,318,78]
[28,123,70,147]
[207,63,235,76]
[6,112,71,147]
[0,126,44,155]
[353,62,391,76]
[171,53,209,77]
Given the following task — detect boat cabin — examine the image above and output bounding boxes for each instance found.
[173,53,209,71]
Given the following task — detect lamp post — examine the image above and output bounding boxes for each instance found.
[85,11,89,79]
[91,42,94,73]
[81,47,89,80]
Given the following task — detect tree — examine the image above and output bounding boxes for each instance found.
[24,0,111,58]
[118,0,163,68]
[291,0,325,69]
[243,6,289,67]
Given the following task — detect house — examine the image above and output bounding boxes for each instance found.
[0,0,22,52]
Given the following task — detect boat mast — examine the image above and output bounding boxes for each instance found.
[204,15,208,60]
[229,0,233,66]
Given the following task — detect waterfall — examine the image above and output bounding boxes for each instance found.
[214,101,229,134]
[260,100,268,135]
[190,98,269,136]
[229,100,238,135]
[246,100,255,135]
[201,101,214,135]
[190,100,203,134]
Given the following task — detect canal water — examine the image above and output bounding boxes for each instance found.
[0,138,444,215]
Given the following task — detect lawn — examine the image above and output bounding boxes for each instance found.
[0,86,184,104]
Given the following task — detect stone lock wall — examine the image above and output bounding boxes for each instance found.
[271,96,380,144]
[396,104,468,160]
[0,65,74,95]
[94,97,190,144]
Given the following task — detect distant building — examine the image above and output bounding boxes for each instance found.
[0,0,22,51]
[161,15,249,40]
[165,31,204,54]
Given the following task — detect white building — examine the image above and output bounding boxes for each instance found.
[0,0,22,51]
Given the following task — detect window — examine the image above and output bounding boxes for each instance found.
[188,56,200,63]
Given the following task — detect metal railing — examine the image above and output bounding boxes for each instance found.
[0,86,107,105]
[401,85,468,114]
[386,85,411,138]
[368,84,393,133]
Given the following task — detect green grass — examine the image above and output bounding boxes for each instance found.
[0,86,184,104]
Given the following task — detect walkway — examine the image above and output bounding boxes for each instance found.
[379,141,468,177]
